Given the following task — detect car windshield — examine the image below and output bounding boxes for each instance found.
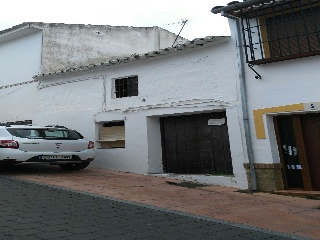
[7,128,83,140]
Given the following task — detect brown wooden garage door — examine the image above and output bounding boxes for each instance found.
[160,112,233,175]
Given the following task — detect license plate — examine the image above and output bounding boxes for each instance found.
[40,155,72,160]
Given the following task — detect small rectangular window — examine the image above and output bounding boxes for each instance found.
[114,76,138,98]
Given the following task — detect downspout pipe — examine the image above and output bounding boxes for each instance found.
[235,19,257,191]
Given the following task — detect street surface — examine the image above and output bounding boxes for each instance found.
[0,176,303,240]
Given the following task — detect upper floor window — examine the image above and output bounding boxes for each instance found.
[239,0,320,64]
[114,76,138,98]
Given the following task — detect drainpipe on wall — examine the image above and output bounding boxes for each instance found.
[102,75,107,111]
[235,19,257,191]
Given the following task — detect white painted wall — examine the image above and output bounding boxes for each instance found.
[0,23,185,123]
[34,23,186,74]
[228,19,320,166]
[0,30,42,122]
[247,56,320,164]
[35,40,249,189]
[34,76,104,138]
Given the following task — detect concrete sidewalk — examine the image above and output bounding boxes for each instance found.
[2,165,320,239]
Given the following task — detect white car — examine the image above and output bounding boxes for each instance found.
[0,120,94,170]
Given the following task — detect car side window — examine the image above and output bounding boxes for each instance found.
[7,128,83,139]
[29,130,39,138]
[44,130,65,138]
[17,129,31,138]
[7,129,36,138]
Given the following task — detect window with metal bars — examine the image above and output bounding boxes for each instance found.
[240,0,320,64]
[114,76,138,98]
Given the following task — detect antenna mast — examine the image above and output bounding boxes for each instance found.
[171,19,188,47]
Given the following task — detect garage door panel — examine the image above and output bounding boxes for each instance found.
[161,112,233,175]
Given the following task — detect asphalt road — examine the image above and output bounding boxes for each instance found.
[0,176,307,240]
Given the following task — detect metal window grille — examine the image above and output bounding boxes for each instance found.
[239,0,320,64]
[114,76,138,98]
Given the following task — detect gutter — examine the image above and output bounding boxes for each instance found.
[235,19,257,190]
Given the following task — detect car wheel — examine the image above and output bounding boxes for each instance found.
[59,162,90,170]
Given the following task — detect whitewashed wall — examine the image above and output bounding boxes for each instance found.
[0,30,42,122]
[229,20,320,166]
[246,56,320,165]
[35,23,186,74]
[35,76,104,138]
[36,40,249,189]
[0,23,185,123]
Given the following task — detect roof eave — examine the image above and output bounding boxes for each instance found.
[0,22,42,44]
[211,0,267,14]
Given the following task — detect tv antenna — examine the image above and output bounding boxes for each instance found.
[169,19,189,47]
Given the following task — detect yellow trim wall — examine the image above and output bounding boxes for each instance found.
[253,103,305,139]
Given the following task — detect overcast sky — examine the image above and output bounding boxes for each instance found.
[0,0,235,40]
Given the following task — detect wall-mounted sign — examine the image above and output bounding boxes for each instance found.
[303,102,320,111]
[208,118,225,126]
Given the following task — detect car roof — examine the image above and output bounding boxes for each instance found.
[6,125,69,129]
[5,125,49,129]
[0,120,68,129]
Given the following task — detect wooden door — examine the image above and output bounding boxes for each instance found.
[274,116,304,189]
[160,112,233,175]
[300,113,320,190]
[274,113,320,190]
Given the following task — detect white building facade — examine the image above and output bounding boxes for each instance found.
[0,22,184,123]
[212,0,320,191]
[34,37,249,189]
